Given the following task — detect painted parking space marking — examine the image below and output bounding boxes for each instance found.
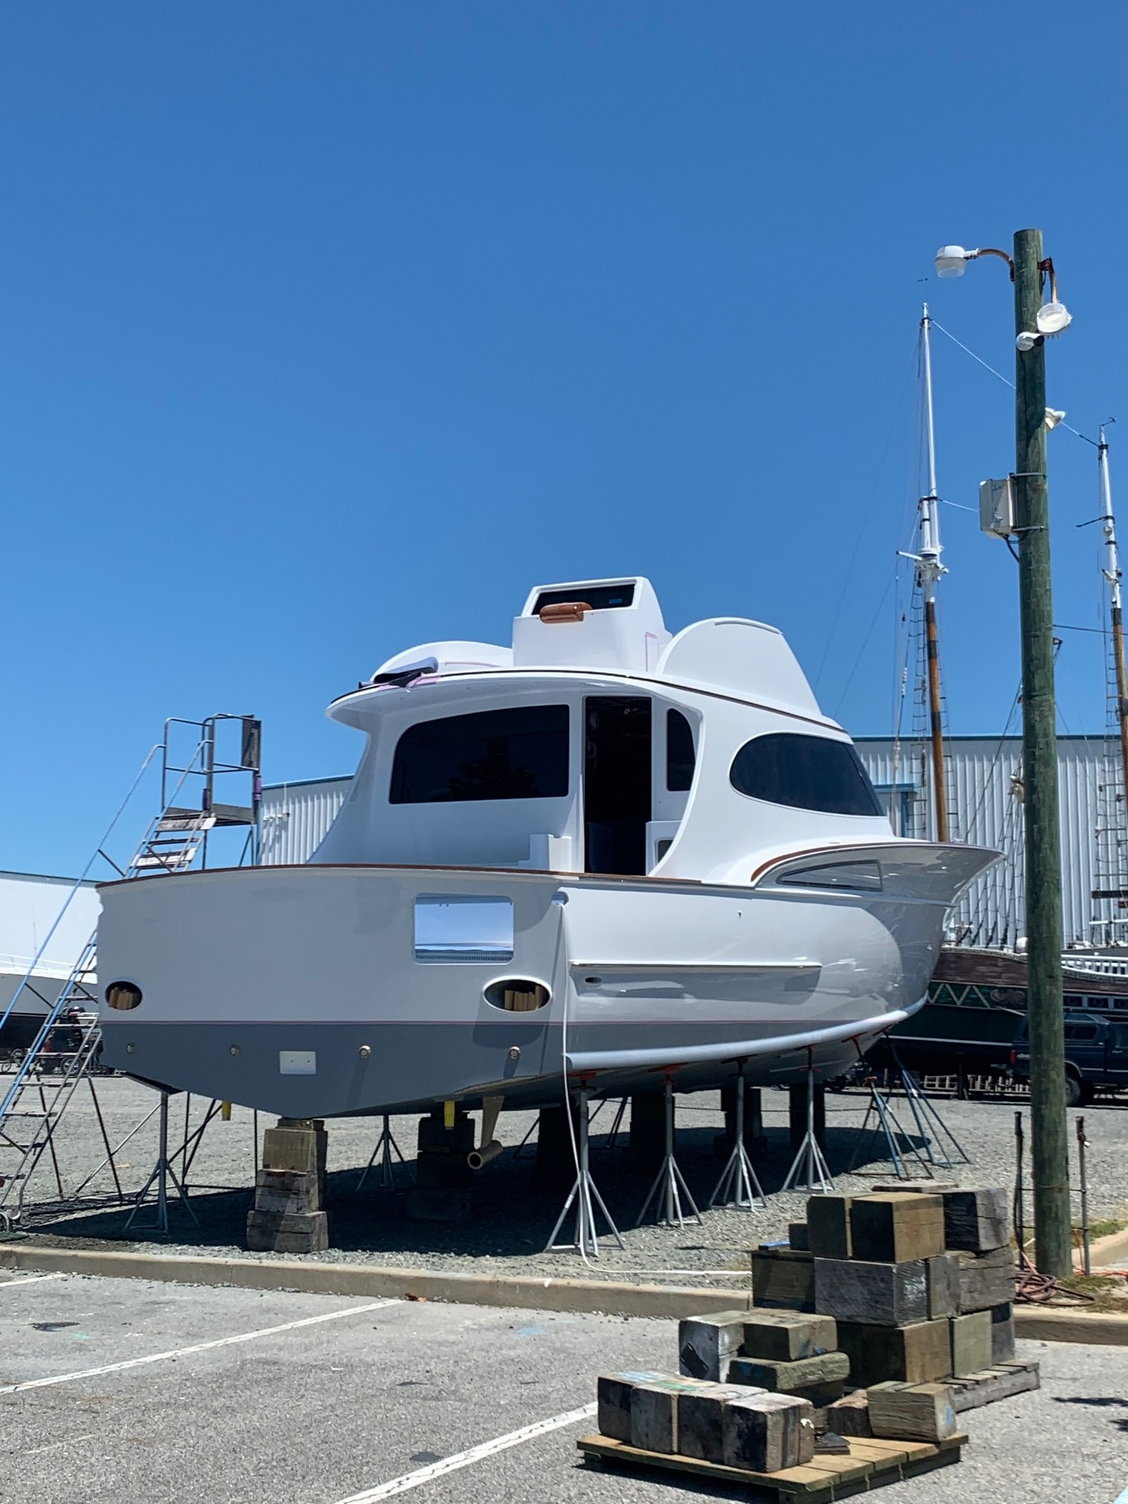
[0,1299,396,1394]
[335,1402,598,1501]
[0,1273,66,1288]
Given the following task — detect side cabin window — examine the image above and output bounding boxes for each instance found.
[390,705,569,804]
[666,709,696,792]
[730,733,883,817]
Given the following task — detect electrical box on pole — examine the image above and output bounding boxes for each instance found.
[980,477,1016,538]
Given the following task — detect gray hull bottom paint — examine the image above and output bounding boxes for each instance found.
[100,1018,880,1119]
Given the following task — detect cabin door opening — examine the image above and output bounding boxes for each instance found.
[583,697,652,875]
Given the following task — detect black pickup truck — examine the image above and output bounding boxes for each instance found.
[1011,1010,1128,1105]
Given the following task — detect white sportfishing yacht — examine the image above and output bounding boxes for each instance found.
[96,578,995,1118]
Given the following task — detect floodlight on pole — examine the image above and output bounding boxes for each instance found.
[1036,300,1072,336]
[934,244,1015,278]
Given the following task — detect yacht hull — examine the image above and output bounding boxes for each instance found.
[97,848,994,1117]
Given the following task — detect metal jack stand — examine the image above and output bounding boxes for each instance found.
[637,1073,702,1228]
[781,1050,834,1195]
[709,1061,767,1211]
[546,1085,625,1258]
[847,1076,932,1180]
[892,1051,970,1170]
[596,1097,628,1153]
[357,1115,408,1191]
[123,1092,198,1234]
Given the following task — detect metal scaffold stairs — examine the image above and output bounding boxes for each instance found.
[0,714,261,1231]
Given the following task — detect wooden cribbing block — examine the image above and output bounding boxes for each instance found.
[677,1383,764,1462]
[824,1389,872,1437]
[728,1352,850,1394]
[925,1253,960,1319]
[849,1193,945,1263]
[942,1188,1010,1252]
[990,1303,1016,1362]
[245,1208,328,1254]
[807,1195,853,1258]
[871,1182,960,1195]
[252,1169,321,1216]
[789,1221,810,1251]
[629,1375,712,1454]
[597,1372,671,1442]
[790,1378,846,1409]
[950,1311,993,1374]
[836,1319,952,1388]
[813,1257,928,1326]
[955,1246,1015,1312]
[868,1382,956,1442]
[751,1249,815,1310]
[261,1124,324,1176]
[739,1311,837,1362]
[722,1392,815,1473]
[678,1311,748,1380]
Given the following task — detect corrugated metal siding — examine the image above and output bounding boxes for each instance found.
[259,736,1122,945]
[260,779,350,866]
[857,735,1118,947]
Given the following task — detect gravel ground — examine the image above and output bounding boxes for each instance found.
[9,1075,1128,1283]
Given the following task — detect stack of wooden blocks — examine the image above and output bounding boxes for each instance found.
[597,1365,816,1474]
[801,1188,1015,1389]
[245,1118,329,1253]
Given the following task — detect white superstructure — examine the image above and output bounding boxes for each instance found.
[97,577,993,1118]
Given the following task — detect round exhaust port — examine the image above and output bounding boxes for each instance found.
[105,981,143,1011]
[483,979,550,1012]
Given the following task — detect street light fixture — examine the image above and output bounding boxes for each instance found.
[935,228,1073,1281]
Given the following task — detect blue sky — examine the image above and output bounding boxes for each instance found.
[3,2,1126,877]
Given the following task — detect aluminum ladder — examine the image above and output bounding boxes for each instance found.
[0,715,261,1229]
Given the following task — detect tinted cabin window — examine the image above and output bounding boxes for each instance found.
[533,583,635,613]
[666,710,696,792]
[729,733,883,816]
[390,706,569,804]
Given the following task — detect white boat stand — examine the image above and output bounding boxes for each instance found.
[356,1114,409,1191]
[636,1070,702,1229]
[780,1047,835,1195]
[124,1091,199,1233]
[545,1081,625,1258]
[708,1059,768,1211]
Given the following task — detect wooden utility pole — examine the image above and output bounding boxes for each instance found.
[1013,228,1071,1279]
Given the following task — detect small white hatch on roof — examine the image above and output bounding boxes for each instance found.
[512,577,670,672]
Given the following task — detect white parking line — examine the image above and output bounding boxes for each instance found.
[0,1299,396,1394]
[0,1273,66,1288]
[335,1402,598,1502]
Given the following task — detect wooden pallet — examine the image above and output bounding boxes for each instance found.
[950,1359,1039,1412]
[577,1432,965,1501]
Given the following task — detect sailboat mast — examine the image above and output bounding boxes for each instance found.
[919,304,950,842]
[1099,427,1128,806]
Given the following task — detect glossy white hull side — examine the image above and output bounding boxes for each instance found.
[97,845,993,1116]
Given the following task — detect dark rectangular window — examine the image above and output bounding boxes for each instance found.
[666,709,696,792]
[533,583,635,613]
[1064,1021,1100,1042]
[730,733,883,817]
[390,706,569,804]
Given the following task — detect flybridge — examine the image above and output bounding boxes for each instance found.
[362,576,823,717]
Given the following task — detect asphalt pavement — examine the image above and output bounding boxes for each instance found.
[1,1271,1126,1504]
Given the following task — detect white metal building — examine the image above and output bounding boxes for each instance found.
[259,734,1124,951]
